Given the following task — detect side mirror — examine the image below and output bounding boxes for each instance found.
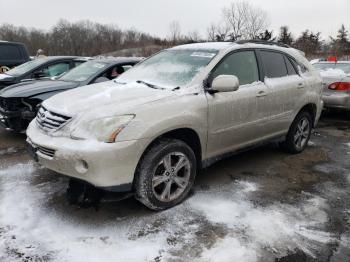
[211,75,240,93]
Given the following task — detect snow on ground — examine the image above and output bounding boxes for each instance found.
[0,163,336,261]
[0,147,18,156]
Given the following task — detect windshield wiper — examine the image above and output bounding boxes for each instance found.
[136,80,165,90]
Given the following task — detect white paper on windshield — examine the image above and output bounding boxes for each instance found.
[190,52,216,58]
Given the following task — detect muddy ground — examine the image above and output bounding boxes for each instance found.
[0,112,349,262]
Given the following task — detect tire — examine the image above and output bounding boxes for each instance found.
[134,138,197,211]
[280,111,312,154]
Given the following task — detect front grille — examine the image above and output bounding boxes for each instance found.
[36,106,71,132]
[0,97,22,111]
[37,145,56,158]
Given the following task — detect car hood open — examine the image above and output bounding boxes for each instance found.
[43,81,178,117]
[0,80,79,98]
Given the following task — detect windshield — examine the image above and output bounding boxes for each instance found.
[5,58,48,76]
[314,63,350,74]
[116,49,218,88]
[59,61,108,82]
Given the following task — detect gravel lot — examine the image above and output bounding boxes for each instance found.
[0,112,349,262]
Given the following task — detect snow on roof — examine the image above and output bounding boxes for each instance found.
[170,42,234,51]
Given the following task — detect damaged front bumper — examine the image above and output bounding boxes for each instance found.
[26,121,150,192]
[0,107,36,131]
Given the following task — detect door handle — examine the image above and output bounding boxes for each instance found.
[297,83,305,89]
[256,91,267,97]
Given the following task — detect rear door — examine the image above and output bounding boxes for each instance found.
[206,49,271,157]
[257,50,306,135]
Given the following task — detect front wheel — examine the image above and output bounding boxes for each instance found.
[281,111,312,154]
[134,139,197,210]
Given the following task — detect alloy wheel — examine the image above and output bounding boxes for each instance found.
[152,152,191,202]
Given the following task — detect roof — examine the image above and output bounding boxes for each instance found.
[169,41,300,57]
[170,42,233,51]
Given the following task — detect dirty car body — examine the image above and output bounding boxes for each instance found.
[313,61,350,111]
[0,57,141,132]
[26,42,323,210]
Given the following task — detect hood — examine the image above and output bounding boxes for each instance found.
[43,81,178,117]
[0,80,79,98]
[0,74,15,81]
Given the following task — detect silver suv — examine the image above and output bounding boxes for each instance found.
[26,41,323,210]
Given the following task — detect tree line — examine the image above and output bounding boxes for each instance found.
[0,19,167,56]
[0,1,349,59]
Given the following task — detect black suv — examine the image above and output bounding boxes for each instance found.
[0,56,89,90]
[0,41,30,73]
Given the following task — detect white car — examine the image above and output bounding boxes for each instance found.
[26,41,323,210]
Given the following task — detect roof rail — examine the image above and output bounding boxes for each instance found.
[235,40,291,48]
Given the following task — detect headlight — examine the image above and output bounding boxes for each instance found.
[70,115,135,143]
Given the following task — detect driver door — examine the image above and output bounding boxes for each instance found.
[206,50,271,158]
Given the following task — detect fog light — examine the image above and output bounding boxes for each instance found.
[75,160,89,174]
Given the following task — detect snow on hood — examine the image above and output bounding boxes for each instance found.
[43,80,177,118]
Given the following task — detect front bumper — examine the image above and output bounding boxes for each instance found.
[0,107,36,131]
[26,122,150,190]
[322,92,350,111]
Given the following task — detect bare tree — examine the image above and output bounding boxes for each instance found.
[168,20,181,44]
[207,22,229,41]
[214,1,269,41]
[186,30,201,43]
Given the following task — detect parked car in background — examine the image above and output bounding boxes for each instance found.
[0,57,141,132]
[0,56,89,90]
[313,61,350,111]
[0,41,30,73]
[26,41,323,210]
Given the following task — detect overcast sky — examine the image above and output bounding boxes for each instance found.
[0,0,349,40]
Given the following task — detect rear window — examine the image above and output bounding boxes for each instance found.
[0,44,22,60]
[260,51,288,78]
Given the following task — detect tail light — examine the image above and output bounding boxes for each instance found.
[328,82,350,91]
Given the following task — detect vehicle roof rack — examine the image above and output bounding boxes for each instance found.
[235,40,291,48]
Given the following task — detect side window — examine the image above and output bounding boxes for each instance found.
[44,62,70,77]
[284,56,298,75]
[211,51,259,86]
[260,51,288,78]
[0,45,22,60]
[290,59,308,74]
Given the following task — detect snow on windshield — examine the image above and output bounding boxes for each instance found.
[116,50,218,89]
[5,58,48,76]
[60,61,108,82]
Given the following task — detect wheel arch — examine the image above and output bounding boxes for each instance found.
[297,103,317,127]
[132,128,203,188]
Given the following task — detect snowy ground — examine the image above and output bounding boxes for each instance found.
[0,112,349,262]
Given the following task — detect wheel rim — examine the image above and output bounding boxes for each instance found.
[294,117,310,150]
[152,152,191,202]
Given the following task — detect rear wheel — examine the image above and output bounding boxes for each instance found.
[281,111,312,154]
[134,139,197,210]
